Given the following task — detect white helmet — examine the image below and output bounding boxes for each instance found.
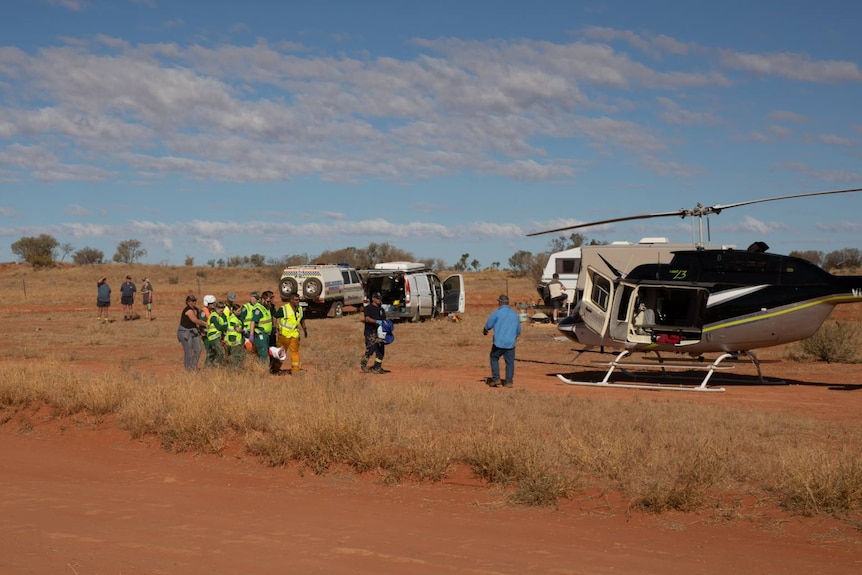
[203,294,216,306]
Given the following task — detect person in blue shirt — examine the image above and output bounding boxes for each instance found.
[483,294,522,388]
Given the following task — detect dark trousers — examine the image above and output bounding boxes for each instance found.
[489,344,515,381]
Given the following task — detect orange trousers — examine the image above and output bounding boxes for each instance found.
[277,334,301,371]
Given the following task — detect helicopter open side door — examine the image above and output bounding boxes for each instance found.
[623,285,710,347]
[580,268,615,339]
[608,283,635,343]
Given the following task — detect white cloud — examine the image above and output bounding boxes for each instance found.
[723,216,787,235]
[657,97,720,126]
[769,110,808,124]
[815,134,857,147]
[46,0,88,11]
[720,50,862,83]
[65,204,91,216]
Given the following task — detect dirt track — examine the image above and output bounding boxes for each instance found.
[2,410,860,575]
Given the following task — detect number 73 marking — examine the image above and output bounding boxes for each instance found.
[669,269,687,280]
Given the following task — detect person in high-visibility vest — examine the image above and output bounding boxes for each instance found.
[222,302,244,366]
[274,292,308,374]
[237,291,271,363]
[204,300,227,366]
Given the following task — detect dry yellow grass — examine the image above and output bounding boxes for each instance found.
[2,262,862,520]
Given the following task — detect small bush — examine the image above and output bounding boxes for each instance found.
[167,275,179,285]
[796,321,860,363]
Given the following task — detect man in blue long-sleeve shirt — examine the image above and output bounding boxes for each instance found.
[483,294,522,388]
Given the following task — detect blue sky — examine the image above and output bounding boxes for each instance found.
[1,0,861,268]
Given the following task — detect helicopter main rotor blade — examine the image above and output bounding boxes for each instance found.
[525,209,684,237]
[526,186,862,237]
[706,187,862,215]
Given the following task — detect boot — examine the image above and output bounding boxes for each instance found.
[502,380,513,388]
[370,363,390,374]
[485,377,501,387]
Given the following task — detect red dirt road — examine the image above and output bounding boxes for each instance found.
[2,412,860,575]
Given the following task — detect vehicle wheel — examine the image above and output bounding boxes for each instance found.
[279,277,298,299]
[303,277,323,298]
[329,301,344,318]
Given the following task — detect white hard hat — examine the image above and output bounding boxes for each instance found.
[203,294,216,306]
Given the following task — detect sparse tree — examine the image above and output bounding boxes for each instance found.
[249,253,266,267]
[60,242,75,262]
[451,253,470,271]
[428,257,448,271]
[11,234,59,267]
[824,248,862,271]
[508,250,536,277]
[312,243,416,269]
[72,246,105,265]
[789,250,824,267]
[113,239,147,264]
[184,255,195,266]
[548,233,589,253]
[268,253,310,268]
[226,255,248,267]
[470,259,480,271]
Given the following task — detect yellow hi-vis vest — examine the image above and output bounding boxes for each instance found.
[241,302,254,332]
[205,311,226,342]
[255,302,273,335]
[279,303,304,338]
[224,312,243,347]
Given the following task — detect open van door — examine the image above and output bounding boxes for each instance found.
[442,274,465,313]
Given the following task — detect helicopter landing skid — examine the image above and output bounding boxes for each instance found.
[557,350,733,392]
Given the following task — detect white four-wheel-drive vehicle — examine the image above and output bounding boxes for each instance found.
[279,264,364,317]
[361,261,465,322]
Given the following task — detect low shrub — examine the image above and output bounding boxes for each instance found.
[794,320,860,363]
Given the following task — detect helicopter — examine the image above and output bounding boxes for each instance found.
[526,187,862,392]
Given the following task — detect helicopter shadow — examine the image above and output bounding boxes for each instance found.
[549,367,862,391]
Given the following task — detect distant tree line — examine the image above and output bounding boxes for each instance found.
[9,233,862,274]
[9,236,147,267]
[789,248,862,269]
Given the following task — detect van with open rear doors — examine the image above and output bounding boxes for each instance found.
[361,262,465,322]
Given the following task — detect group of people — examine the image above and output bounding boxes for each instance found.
[96,275,154,322]
[173,283,526,389]
[177,290,308,375]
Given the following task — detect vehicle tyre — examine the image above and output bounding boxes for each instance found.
[329,300,344,318]
[303,277,323,298]
[279,277,298,299]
